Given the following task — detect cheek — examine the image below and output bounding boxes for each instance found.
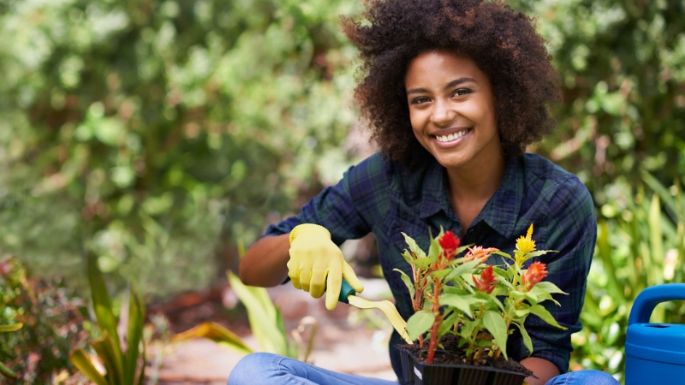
[407,108,424,132]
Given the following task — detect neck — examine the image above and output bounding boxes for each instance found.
[446,152,506,203]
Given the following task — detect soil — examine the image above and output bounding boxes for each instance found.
[400,335,533,377]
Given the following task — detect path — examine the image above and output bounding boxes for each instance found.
[151,279,398,384]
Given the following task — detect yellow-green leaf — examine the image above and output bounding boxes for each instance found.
[530,305,566,330]
[407,310,434,341]
[227,271,289,355]
[514,322,533,355]
[439,293,477,318]
[0,323,22,333]
[70,350,108,385]
[393,268,415,299]
[125,287,145,384]
[483,311,508,359]
[174,322,252,355]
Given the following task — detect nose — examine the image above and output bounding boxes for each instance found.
[430,99,456,127]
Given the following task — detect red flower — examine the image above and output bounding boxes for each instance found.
[439,231,461,260]
[522,261,548,291]
[473,265,495,293]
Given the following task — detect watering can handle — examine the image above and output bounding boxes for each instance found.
[628,283,685,325]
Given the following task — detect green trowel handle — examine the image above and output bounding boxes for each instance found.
[338,279,356,304]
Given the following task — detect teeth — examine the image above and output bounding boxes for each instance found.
[435,130,468,143]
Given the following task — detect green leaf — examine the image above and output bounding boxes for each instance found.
[649,194,664,286]
[493,250,514,260]
[642,170,679,219]
[438,310,460,336]
[174,322,253,355]
[401,250,414,265]
[92,334,125,385]
[530,281,566,296]
[427,236,440,264]
[402,233,426,258]
[124,287,145,385]
[529,305,566,330]
[460,318,478,340]
[454,244,472,257]
[445,259,481,282]
[0,360,17,379]
[439,293,480,318]
[227,271,289,355]
[483,311,508,359]
[70,350,108,385]
[407,310,435,341]
[514,322,533,355]
[431,268,451,280]
[525,250,557,259]
[394,268,415,299]
[413,256,433,269]
[492,265,512,280]
[86,255,120,349]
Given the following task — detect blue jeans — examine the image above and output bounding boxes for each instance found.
[227,353,619,385]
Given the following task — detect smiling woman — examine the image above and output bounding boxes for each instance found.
[233,1,618,385]
[404,51,502,229]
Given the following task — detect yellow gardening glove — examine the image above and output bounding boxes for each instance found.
[287,223,364,310]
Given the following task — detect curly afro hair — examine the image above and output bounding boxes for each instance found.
[343,0,560,166]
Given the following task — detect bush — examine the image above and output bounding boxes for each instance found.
[0,257,89,384]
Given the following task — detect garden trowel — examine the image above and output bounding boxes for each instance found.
[337,280,412,344]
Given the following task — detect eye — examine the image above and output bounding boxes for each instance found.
[409,96,431,105]
[451,88,473,97]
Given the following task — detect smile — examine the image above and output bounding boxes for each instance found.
[434,129,471,143]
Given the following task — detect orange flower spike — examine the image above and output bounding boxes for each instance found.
[522,261,548,291]
[473,265,495,293]
[464,246,499,262]
[438,231,461,260]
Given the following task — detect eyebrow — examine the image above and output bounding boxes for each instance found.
[406,77,477,95]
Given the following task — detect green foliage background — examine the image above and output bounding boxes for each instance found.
[1,0,684,379]
[0,0,361,296]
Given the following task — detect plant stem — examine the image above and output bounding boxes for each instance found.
[426,278,443,363]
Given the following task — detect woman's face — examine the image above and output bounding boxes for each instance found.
[404,50,501,172]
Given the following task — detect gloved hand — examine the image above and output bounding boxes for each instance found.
[287,223,364,310]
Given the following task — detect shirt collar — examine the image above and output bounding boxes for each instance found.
[417,156,523,239]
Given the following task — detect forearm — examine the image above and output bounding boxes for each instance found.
[520,357,559,385]
[239,234,290,287]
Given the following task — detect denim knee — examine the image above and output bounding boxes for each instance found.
[546,369,619,385]
[228,352,283,385]
[583,370,619,385]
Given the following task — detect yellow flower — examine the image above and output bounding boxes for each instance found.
[515,224,536,258]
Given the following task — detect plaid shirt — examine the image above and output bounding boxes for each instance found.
[265,152,596,376]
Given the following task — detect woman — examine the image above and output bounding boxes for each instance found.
[231,1,618,384]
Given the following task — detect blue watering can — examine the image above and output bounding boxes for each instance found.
[625,284,685,385]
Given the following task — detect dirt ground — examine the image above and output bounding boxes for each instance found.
[149,279,398,385]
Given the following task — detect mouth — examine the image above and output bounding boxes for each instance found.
[432,128,472,144]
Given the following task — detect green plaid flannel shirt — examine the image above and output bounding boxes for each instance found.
[265,152,596,376]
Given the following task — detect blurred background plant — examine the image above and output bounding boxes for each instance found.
[69,255,146,385]
[569,174,685,382]
[0,0,362,297]
[0,257,89,384]
[0,0,683,382]
[173,271,318,362]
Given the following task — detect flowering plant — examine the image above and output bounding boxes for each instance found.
[396,225,566,365]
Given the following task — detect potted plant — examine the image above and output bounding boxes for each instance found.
[395,225,567,385]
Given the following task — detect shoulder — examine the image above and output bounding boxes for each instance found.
[520,153,595,225]
[522,153,592,202]
[343,152,393,188]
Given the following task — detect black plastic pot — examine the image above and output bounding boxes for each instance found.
[398,346,527,385]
